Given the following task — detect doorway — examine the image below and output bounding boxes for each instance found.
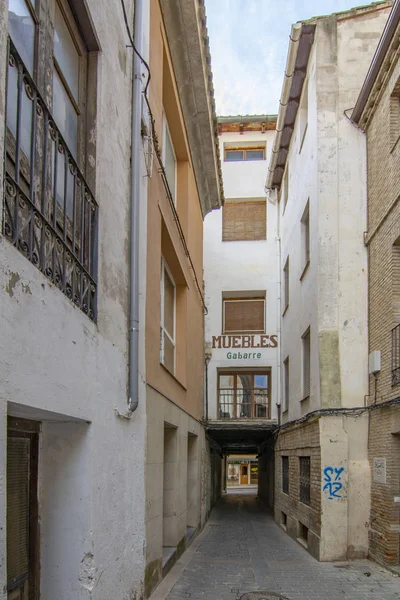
[7,418,39,600]
[240,464,249,485]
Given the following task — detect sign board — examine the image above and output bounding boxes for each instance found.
[212,334,278,349]
[373,458,386,484]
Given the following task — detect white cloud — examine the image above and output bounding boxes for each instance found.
[206,0,375,115]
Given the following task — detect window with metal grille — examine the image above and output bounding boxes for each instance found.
[223,297,265,334]
[392,324,400,386]
[283,356,289,411]
[3,1,99,320]
[299,456,311,505]
[302,328,311,399]
[283,257,289,312]
[390,77,400,148]
[218,371,270,419]
[282,456,289,494]
[222,201,266,241]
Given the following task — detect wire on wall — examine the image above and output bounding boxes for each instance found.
[120,0,208,314]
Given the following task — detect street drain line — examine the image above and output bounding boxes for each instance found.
[239,593,290,600]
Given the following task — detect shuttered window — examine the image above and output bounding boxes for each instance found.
[284,357,289,411]
[222,201,266,241]
[223,298,265,334]
[7,436,30,589]
[302,328,311,398]
[160,258,176,374]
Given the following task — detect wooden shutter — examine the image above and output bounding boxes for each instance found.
[303,330,311,398]
[223,299,265,333]
[222,202,266,241]
[7,436,30,588]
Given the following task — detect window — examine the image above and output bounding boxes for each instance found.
[299,456,311,505]
[298,78,308,152]
[162,115,177,203]
[301,201,310,275]
[218,371,270,419]
[302,328,311,399]
[160,258,176,374]
[283,356,289,411]
[224,146,265,162]
[282,456,289,494]
[390,78,400,149]
[283,257,289,313]
[3,0,99,320]
[282,166,289,212]
[222,200,266,241]
[223,297,265,334]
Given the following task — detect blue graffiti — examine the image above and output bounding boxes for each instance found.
[323,466,344,500]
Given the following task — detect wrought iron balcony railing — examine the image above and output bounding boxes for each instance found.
[218,388,269,419]
[2,40,98,321]
[392,324,400,386]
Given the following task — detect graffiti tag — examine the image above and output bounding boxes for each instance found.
[323,466,344,500]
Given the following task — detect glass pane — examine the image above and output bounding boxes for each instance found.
[163,332,174,373]
[164,126,176,201]
[225,150,243,162]
[6,62,18,136]
[219,375,234,389]
[246,149,264,161]
[163,267,174,337]
[254,374,268,388]
[8,0,35,75]
[53,69,78,157]
[54,3,79,101]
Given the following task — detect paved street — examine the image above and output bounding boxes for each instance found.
[151,493,400,600]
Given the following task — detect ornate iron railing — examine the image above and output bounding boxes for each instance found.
[392,324,400,386]
[2,39,98,321]
[218,388,269,419]
[299,456,311,505]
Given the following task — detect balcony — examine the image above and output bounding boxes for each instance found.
[2,40,98,321]
[218,387,269,419]
[392,324,400,386]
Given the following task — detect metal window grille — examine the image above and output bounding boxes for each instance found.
[302,329,311,398]
[283,259,289,309]
[392,324,400,386]
[2,40,98,321]
[282,456,289,495]
[299,456,311,505]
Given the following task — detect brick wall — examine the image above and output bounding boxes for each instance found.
[274,418,321,557]
[366,52,400,567]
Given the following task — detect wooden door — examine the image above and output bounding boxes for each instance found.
[7,418,39,600]
[240,464,249,485]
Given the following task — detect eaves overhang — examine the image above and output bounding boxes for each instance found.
[351,0,400,129]
[159,0,224,217]
[217,114,277,134]
[266,23,316,191]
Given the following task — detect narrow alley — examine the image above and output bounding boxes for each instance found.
[152,493,400,600]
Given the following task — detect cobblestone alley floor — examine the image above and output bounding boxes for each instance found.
[150,493,400,600]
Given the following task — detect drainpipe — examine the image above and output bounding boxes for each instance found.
[275,190,282,417]
[128,0,144,413]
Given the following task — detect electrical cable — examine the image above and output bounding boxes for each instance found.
[120,0,208,314]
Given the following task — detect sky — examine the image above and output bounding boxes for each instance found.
[206,0,371,116]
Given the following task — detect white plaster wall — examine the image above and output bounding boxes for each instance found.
[280,7,390,422]
[0,0,150,598]
[204,129,279,420]
[280,45,320,423]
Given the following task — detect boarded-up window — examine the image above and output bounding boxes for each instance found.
[222,201,266,241]
[223,298,265,334]
[302,328,311,398]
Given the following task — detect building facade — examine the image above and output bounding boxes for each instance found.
[351,0,400,569]
[267,2,393,561]
[203,115,278,504]
[1,1,150,599]
[1,0,222,599]
[144,0,223,595]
